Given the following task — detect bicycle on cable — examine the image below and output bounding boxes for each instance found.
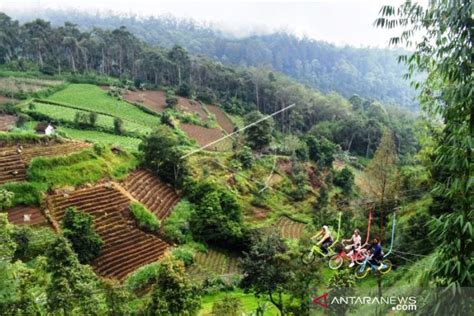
[301,212,342,264]
[354,214,396,279]
[328,210,373,269]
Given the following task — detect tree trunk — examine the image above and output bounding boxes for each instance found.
[269,292,284,315]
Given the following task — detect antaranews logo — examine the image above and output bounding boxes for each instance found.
[311,292,417,311]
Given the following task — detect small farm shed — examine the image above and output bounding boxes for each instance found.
[35,123,55,135]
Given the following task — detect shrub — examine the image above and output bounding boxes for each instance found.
[234,146,254,169]
[74,111,90,128]
[16,113,31,127]
[333,167,355,193]
[88,112,98,126]
[176,82,192,97]
[113,117,124,135]
[0,189,14,210]
[125,262,161,292]
[212,296,242,316]
[0,182,42,206]
[163,200,195,243]
[166,96,178,109]
[196,87,216,104]
[12,226,56,261]
[129,202,160,232]
[62,207,104,264]
[171,246,194,266]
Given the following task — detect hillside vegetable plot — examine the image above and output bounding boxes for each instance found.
[0,114,17,131]
[125,90,168,113]
[47,84,159,127]
[274,217,306,239]
[180,123,231,151]
[58,127,141,151]
[206,105,234,134]
[29,101,150,134]
[7,206,47,226]
[177,97,208,120]
[0,142,90,185]
[47,185,170,280]
[187,248,241,278]
[123,170,180,220]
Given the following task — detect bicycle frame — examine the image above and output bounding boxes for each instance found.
[357,254,388,274]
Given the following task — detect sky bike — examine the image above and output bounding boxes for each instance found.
[301,212,342,264]
[354,214,396,279]
[328,210,372,270]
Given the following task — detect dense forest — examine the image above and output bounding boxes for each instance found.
[7,10,419,110]
[0,12,418,158]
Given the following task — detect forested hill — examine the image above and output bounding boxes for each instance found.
[9,10,418,110]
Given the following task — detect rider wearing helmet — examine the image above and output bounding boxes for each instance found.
[343,229,362,268]
[311,225,333,254]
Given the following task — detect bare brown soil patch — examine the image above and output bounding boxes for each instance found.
[0,114,16,131]
[177,97,207,120]
[123,170,180,220]
[207,105,234,133]
[7,206,47,226]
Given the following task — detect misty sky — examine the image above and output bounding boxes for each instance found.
[1,0,414,47]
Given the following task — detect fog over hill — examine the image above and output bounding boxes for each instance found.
[5,9,418,110]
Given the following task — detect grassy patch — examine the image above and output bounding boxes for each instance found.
[199,289,279,316]
[124,261,161,293]
[46,84,159,127]
[27,147,138,189]
[58,127,141,151]
[27,101,149,134]
[129,202,160,233]
[0,182,42,207]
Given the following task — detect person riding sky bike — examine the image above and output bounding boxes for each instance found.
[311,225,333,254]
[368,238,384,270]
[342,228,362,267]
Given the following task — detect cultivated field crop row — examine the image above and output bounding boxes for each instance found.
[0,77,64,94]
[187,248,241,279]
[46,84,159,127]
[47,185,171,280]
[58,127,141,151]
[29,101,151,134]
[0,142,90,184]
[123,170,180,220]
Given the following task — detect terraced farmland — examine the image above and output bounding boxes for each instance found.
[187,248,241,278]
[177,97,207,120]
[125,90,167,113]
[207,105,234,134]
[47,185,170,279]
[123,170,180,220]
[28,101,151,134]
[180,123,231,151]
[58,127,141,151]
[275,217,307,239]
[0,142,90,184]
[47,84,159,127]
[6,206,47,226]
[0,114,16,131]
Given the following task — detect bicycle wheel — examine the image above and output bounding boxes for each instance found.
[355,253,365,265]
[355,266,369,279]
[301,251,316,265]
[379,259,392,274]
[328,254,344,270]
